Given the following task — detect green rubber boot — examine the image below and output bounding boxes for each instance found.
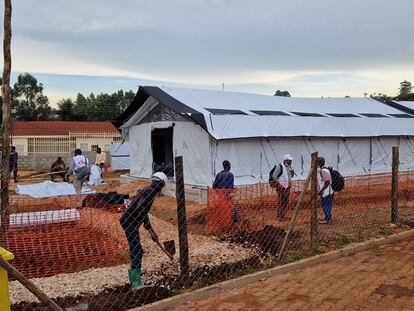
[128,269,143,290]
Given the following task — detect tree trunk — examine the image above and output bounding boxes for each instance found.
[1,0,12,215]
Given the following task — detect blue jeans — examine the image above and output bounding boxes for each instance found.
[121,221,143,269]
[320,194,334,221]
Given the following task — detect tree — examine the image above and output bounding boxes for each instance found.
[57,98,76,120]
[370,93,392,102]
[74,93,88,120]
[12,73,52,120]
[274,90,291,97]
[398,80,412,98]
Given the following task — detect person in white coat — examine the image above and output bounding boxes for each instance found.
[87,164,103,185]
[66,148,90,207]
[270,154,295,221]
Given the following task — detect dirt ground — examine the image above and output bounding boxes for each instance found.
[167,237,414,311]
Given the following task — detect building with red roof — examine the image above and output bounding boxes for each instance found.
[11,121,121,170]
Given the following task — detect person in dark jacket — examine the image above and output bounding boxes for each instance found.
[212,160,240,223]
[212,160,234,189]
[9,146,18,183]
[120,171,167,289]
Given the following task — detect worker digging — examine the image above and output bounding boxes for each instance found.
[119,171,174,289]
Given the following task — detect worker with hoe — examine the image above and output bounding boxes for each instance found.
[120,171,168,289]
[50,156,68,182]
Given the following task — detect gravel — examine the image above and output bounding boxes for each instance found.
[9,214,255,304]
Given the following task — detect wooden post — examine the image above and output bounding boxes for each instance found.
[0,256,63,311]
[1,0,12,216]
[278,152,317,260]
[310,152,318,251]
[174,156,189,282]
[391,146,399,225]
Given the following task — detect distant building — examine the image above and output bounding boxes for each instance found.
[11,121,121,170]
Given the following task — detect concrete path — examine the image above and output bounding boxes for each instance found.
[167,237,414,311]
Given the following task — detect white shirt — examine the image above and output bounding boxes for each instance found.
[72,155,88,170]
[318,167,333,197]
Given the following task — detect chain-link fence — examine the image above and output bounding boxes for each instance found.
[1,147,414,310]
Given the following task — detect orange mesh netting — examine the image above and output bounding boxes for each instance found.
[206,170,414,237]
[1,196,128,279]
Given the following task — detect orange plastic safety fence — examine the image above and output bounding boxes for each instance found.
[206,170,414,238]
[1,197,128,279]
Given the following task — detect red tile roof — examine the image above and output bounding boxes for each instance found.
[12,121,120,136]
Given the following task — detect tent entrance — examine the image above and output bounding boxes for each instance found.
[151,127,174,177]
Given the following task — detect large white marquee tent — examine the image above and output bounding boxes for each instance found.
[115,86,414,186]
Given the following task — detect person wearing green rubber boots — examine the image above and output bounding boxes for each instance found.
[120,171,168,289]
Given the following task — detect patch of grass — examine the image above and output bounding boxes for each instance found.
[338,234,352,246]
[170,289,182,295]
[379,225,392,236]
[284,251,305,263]
[311,243,323,255]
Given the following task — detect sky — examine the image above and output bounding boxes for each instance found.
[2,0,414,104]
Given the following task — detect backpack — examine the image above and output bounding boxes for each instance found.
[269,163,283,182]
[326,166,345,192]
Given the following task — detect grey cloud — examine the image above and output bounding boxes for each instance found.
[5,0,414,77]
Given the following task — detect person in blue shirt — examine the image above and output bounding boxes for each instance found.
[213,160,234,189]
[212,160,239,223]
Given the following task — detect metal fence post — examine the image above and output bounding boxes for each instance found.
[391,146,399,225]
[174,156,189,282]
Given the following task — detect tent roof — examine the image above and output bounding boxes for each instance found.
[117,86,414,140]
[394,101,414,113]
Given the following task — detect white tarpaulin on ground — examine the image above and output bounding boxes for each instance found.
[110,142,130,170]
[16,181,95,198]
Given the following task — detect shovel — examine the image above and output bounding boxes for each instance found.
[153,239,176,260]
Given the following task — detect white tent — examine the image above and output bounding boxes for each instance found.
[115,86,414,186]
[393,101,414,114]
[110,142,130,170]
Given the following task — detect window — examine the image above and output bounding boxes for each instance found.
[80,143,88,151]
[327,113,360,117]
[28,137,71,155]
[91,144,99,151]
[291,112,326,117]
[359,113,389,118]
[204,108,247,115]
[250,110,289,116]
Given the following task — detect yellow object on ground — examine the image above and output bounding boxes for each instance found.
[0,247,14,311]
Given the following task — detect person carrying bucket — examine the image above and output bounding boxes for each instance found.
[119,172,167,289]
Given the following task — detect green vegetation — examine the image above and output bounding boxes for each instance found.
[0,72,135,121]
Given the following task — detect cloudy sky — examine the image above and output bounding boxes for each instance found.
[3,0,414,103]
